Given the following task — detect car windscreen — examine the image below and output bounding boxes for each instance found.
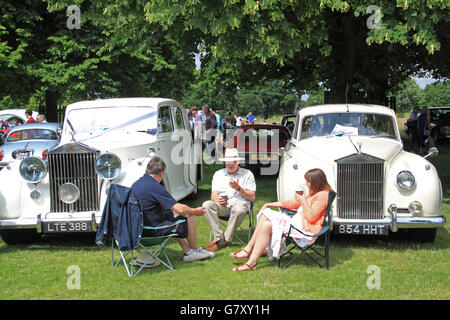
[66,106,156,137]
[7,129,57,142]
[300,112,398,140]
[429,108,450,122]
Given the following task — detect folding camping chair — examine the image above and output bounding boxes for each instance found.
[278,191,336,269]
[100,184,183,277]
[111,220,185,277]
[209,202,254,245]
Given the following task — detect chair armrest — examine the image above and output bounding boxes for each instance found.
[280,208,296,216]
[143,219,184,230]
[285,224,320,239]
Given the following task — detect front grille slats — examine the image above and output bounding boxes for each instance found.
[337,154,384,220]
[48,146,99,213]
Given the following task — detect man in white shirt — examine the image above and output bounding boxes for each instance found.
[203,148,256,251]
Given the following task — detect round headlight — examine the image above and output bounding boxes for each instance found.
[95,153,121,180]
[59,183,80,204]
[397,170,415,191]
[19,156,47,183]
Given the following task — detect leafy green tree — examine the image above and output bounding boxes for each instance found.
[389,77,424,115]
[144,0,449,105]
[0,0,198,119]
[305,89,325,107]
[421,81,450,107]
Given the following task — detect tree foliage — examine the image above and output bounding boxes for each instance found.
[145,0,449,104]
[1,0,448,119]
[0,0,198,116]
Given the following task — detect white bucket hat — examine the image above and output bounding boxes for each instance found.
[218,148,244,162]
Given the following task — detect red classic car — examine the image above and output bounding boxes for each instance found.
[230,124,291,175]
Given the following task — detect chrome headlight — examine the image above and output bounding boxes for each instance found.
[19,156,47,183]
[397,170,415,191]
[95,153,121,180]
[59,183,80,204]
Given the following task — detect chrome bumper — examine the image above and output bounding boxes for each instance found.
[331,204,446,232]
[0,213,99,233]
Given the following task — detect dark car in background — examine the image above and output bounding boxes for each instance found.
[429,106,450,143]
[231,124,291,176]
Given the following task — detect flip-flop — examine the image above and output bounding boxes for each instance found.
[229,248,250,259]
[232,263,257,271]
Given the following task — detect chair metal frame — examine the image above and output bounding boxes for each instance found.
[208,202,254,245]
[111,220,184,277]
[278,191,337,269]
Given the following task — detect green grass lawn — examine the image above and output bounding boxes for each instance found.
[0,145,449,300]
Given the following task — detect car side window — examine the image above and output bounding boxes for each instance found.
[158,106,174,133]
[173,106,185,130]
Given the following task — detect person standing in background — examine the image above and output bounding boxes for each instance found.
[25,109,36,123]
[246,112,255,124]
[203,105,217,163]
[212,108,224,160]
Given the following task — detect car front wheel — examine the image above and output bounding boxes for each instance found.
[0,229,41,245]
[409,228,437,243]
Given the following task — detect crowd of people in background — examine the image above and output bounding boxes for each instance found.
[187,105,259,163]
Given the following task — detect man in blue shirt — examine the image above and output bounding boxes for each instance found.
[246,112,255,124]
[132,156,214,262]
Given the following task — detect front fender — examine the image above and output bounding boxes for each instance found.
[386,151,442,216]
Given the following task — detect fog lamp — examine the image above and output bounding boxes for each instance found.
[59,183,80,204]
[408,201,423,216]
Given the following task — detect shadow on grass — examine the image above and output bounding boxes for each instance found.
[329,226,449,250]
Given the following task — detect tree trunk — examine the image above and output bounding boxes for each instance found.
[45,90,59,123]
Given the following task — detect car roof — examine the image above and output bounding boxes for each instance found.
[238,124,291,136]
[8,122,62,133]
[0,109,39,119]
[428,106,450,110]
[298,104,396,117]
[65,98,179,112]
[240,124,289,129]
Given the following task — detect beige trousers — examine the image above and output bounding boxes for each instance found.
[203,200,249,242]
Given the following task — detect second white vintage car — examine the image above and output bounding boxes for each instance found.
[0,98,202,244]
[277,104,446,242]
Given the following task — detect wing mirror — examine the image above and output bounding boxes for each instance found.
[424,147,439,159]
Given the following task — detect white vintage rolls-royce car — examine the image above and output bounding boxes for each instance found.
[0,98,202,244]
[277,104,446,242]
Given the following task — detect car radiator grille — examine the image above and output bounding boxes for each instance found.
[336,153,384,220]
[48,151,100,213]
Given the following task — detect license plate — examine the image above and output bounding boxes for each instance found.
[43,221,92,233]
[18,152,31,160]
[335,224,389,236]
[250,154,277,161]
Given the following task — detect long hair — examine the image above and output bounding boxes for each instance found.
[304,168,333,195]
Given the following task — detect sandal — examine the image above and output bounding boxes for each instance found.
[229,248,250,259]
[232,263,257,271]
